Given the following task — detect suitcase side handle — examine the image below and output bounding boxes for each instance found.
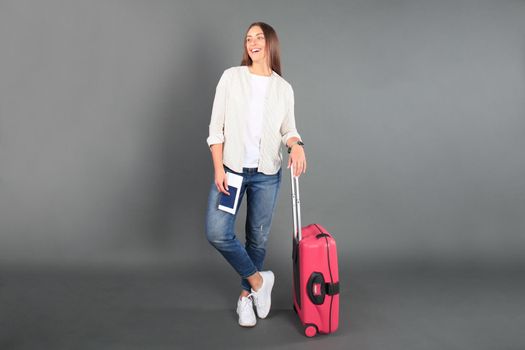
[290,167,302,241]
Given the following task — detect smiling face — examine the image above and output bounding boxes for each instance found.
[241,22,281,76]
[245,25,267,65]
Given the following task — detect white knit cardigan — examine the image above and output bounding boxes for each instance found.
[207,66,302,175]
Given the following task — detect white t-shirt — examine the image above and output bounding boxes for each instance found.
[243,73,270,167]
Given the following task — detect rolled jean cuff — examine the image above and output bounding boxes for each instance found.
[241,267,258,280]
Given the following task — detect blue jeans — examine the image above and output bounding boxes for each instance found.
[205,166,282,292]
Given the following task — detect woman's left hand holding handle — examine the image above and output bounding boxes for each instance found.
[287,146,307,177]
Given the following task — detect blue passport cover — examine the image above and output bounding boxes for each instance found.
[219,187,238,209]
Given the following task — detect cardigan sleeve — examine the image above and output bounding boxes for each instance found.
[206,70,229,147]
[280,85,302,146]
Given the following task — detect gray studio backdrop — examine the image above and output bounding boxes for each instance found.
[1,0,524,269]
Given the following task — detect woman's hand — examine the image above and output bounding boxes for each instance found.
[214,168,230,195]
[287,145,307,177]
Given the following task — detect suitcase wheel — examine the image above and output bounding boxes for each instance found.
[293,303,297,314]
[304,324,317,338]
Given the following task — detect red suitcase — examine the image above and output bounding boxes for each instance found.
[290,168,340,337]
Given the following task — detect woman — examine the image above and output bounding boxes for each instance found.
[205,22,306,327]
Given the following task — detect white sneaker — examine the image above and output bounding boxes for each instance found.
[236,296,256,327]
[251,271,275,319]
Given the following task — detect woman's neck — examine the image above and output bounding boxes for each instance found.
[249,61,272,76]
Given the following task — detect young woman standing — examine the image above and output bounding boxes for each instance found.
[205,22,306,327]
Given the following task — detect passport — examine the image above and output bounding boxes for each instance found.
[217,172,243,214]
[219,187,238,209]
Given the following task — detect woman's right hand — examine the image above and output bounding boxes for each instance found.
[214,168,230,196]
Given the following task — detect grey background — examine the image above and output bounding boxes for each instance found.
[1,1,525,349]
[2,0,524,268]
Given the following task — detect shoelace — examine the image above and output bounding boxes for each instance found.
[239,294,255,310]
[250,290,265,308]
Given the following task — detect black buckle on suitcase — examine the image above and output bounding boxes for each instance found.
[325,282,340,295]
[307,272,326,305]
[308,273,341,304]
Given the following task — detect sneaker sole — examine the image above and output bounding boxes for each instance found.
[239,322,256,328]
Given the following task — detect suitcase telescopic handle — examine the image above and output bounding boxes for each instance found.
[290,167,302,241]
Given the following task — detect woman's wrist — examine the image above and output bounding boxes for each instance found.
[287,140,305,154]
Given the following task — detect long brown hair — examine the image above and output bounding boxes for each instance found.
[241,22,282,76]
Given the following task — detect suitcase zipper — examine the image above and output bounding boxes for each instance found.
[313,224,336,333]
